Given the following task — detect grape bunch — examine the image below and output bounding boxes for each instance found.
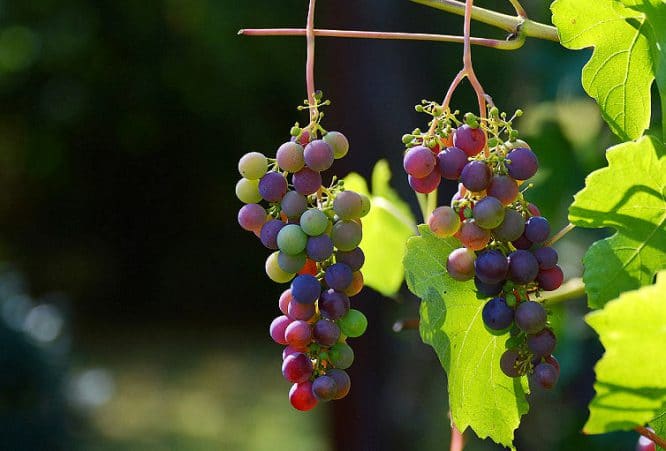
[236,101,369,411]
[402,104,563,390]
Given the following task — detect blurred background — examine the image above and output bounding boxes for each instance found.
[0,0,648,450]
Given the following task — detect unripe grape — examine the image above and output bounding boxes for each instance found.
[238,152,268,179]
[323,131,349,159]
[276,141,305,172]
[359,194,371,218]
[238,203,267,232]
[281,191,308,219]
[428,206,461,237]
[300,209,330,236]
[446,247,476,281]
[338,309,367,337]
[304,140,334,172]
[473,196,505,229]
[266,251,296,283]
[278,251,307,274]
[329,343,354,369]
[235,178,262,204]
[334,190,364,220]
[456,220,491,250]
[343,271,364,296]
[331,220,362,251]
[277,224,308,255]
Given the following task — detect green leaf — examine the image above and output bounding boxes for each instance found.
[551,0,666,141]
[343,160,416,296]
[404,225,529,450]
[650,408,666,451]
[568,135,666,308]
[584,270,666,434]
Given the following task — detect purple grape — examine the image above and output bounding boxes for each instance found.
[492,208,525,242]
[460,161,491,192]
[456,220,491,251]
[331,220,362,251]
[403,145,436,178]
[524,216,550,243]
[304,140,334,171]
[507,250,539,284]
[533,246,558,269]
[472,196,505,229]
[335,248,365,272]
[326,369,351,399]
[453,124,486,156]
[306,234,334,262]
[487,175,519,205]
[408,169,441,194]
[474,250,508,284]
[500,349,522,377]
[324,263,353,291]
[533,362,559,389]
[313,319,341,346]
[318,289,350,320]
[276,141,305,172]
[482,297,514,330]
[281,191,308,219]
[312,375,338,401]
[515,301,547,333]
[289,381,317,411]
[446,247,476,281]
[537,266,564,291]
[282,345,301,360]
[284,320,313,348]
[260,219,286,250]
[258,171,288,202]
[474,276,504,297]
[290,274,321,304]
[293,167,322,195]
[438,147,468,180]
[287,299,315,321]
[512,233,533,250]
[269,315,291,345]
[527,328,556,358]
[282,353,313,383]
[506,148,538,180]
[238,203,267,232]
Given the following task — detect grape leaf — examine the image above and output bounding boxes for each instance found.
[551,0,666,141]
[650,408,666,451]
[404,225,529,450]
[568,135,666,308]
[584,270,666,434]
[344,160,416,296]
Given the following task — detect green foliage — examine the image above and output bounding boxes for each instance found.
[404,225,529,450]
[651,409,666,451]
[343,160,416,296]
[584,271,666,434]
[569,135,666,308]
[551,0,666,141]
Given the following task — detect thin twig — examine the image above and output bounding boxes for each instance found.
[507,0,527,18]
[636,426,666,449]
[542,278,585,306]
[239,28,525,50]
[544,222,575,247]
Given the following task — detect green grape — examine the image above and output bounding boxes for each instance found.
[235,178,262,204]
[277,251,307,273]
[359,194,371,218]
[338,309,367,338]
[277,224,308,255]
[300,209,330,236]
[328,343,354,369]
[265,251,296,283]
[333,191,363,220]
[323,131,349,159]
[238,152,268,180]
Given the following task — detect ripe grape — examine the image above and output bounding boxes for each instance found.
[289,381,318,411]
[533,362,559,389]
[403,145,436,178]
[428,206,461,237]
[446,247,476,281]
[290,274,321,304]
[524,216,550,243]
[515,301,547,334]
[438,147,468,180]
[487,175,519,205]
[276,141,305,172]
[285,320,313,348]
[278,289,292,315]
[473,196,505,229]
[453,124,486,156]
[238,152,269,180]
[475,250,509,284]
[334,191,364,220]
[238,203,267,232]
[507,250,539,284]
[282,353,313,383]
[312,375,338,401]
[306,234,334,262]
[260,219,286,250]
[318,289,350,320]
[338,309,367,337]
[637,433,657,451]
[266,251,296,283]
[527,328,556,358]
[283,345,303,360]
[281,191,308,219]
[527,203,541,217]
[277,224,308,255]
[482,297,514,330]
[323,131,349,159]
[500,349,522,377]
[328,343,354,369]
[293,167,322,195]
[456,220,491,251]
[235,178,262,204]
[287,297,315,321]
[331,220,362,251]
[270,315,292,345]
[259,171,288,202]
[474,276,504,297]
[313,319,341,346]
[324,263,353,291]
[492,208,525,242]
[278,251,307,274]
[344,271,364,297]
[408,169,441,194]
[460,160,491,192]
[335,247,365,271]
[327,369,351,399]
[304,140,334,171]
[300,209,330,236]
[511,233,533,250]
[506,147,538,180]
[545,355,560,372]
[533,246,558,269]
[537,265,564,291]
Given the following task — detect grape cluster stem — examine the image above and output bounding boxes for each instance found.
[305,0,318,124]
